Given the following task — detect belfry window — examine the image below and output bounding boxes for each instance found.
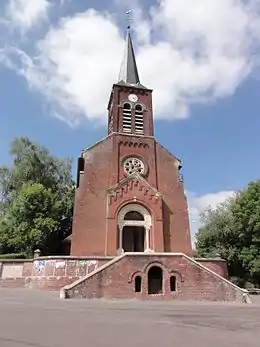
[123,103,132,133]
[135,105,144,134]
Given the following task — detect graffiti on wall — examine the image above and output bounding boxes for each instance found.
[35,260,45,273]
[78,260,98,275]
[33,259,99,277]
[55,261,66,269]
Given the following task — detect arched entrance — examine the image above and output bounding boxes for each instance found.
[117,204,152,254]
[148,266,163,295]
[122,211,145,252]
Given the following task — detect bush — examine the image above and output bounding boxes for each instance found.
[0,253,27,259]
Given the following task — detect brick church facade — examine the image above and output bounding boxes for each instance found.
[56,30,248,302]
[70,30,192,258]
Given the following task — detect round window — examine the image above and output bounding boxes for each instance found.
[123,157,145,176]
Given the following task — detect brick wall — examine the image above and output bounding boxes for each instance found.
[71,136,114,256]
[0,256,112,291]
[29,256,112,291]
[196,258,228,279]
[156,143,192,256]
[0,254,245,303]
[64,253,247,303]
[0,260,32,288]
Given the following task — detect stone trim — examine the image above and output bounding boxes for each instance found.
[118,203,151,226]
[34,256,114,261]
[117,132,154,140]
[194,258,226,263]
[117,203,152,253]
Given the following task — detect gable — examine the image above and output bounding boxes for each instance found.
[155,140,181,168]
[106,173,161,207]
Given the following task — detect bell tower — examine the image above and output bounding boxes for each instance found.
[108,29,154,137]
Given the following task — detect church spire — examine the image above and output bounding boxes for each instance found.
[118,28,141,86]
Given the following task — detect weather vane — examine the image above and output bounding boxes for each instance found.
[126,9,132,30]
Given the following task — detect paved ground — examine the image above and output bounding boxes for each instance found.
[0,289,260,347]
[251,294,260,304]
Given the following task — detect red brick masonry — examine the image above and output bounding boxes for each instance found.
[61,253,251,303]
[0,254,251,303]
[0,257,112,291]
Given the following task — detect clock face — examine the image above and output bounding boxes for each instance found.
[128,94,138,103]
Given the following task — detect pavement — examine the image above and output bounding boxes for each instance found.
[0,288,260,347]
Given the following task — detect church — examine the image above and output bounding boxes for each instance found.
[60,29,247,301]
[70,28,192,258]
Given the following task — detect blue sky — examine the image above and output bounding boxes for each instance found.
[0,0,260,242]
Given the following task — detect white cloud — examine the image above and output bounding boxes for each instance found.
[186,190,235,247]
[15,10,124,125]
[1,0,260,124]
[5,0,50,32]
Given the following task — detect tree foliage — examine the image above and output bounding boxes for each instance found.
[196,180,260,287]
[0,137,75,256]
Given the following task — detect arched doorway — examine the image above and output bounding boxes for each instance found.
[148,266,163,295]
[122,211,145,252]
[117,204,152,254]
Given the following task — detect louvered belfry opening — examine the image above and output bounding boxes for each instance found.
[135,104,144,134]
[122,103,145,135]
[122,103,132,133]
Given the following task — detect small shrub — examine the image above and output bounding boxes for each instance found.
[0,253,27,259]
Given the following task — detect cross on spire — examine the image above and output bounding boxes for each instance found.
[126,9,132,30]
[117,10,148,88]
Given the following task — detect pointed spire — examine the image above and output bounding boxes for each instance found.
[118,28,141,85]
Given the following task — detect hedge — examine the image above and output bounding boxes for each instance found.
[0,253,27,259]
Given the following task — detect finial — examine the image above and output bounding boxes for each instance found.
[118,8,146,87]
[126,9,132,30]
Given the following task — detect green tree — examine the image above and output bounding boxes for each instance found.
[0,137,75,256]
[196,180,260,287]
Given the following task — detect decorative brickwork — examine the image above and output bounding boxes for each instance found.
[107,174,161,207]
[119,140,149,149]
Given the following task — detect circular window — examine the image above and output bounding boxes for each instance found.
[123,157,145,176]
